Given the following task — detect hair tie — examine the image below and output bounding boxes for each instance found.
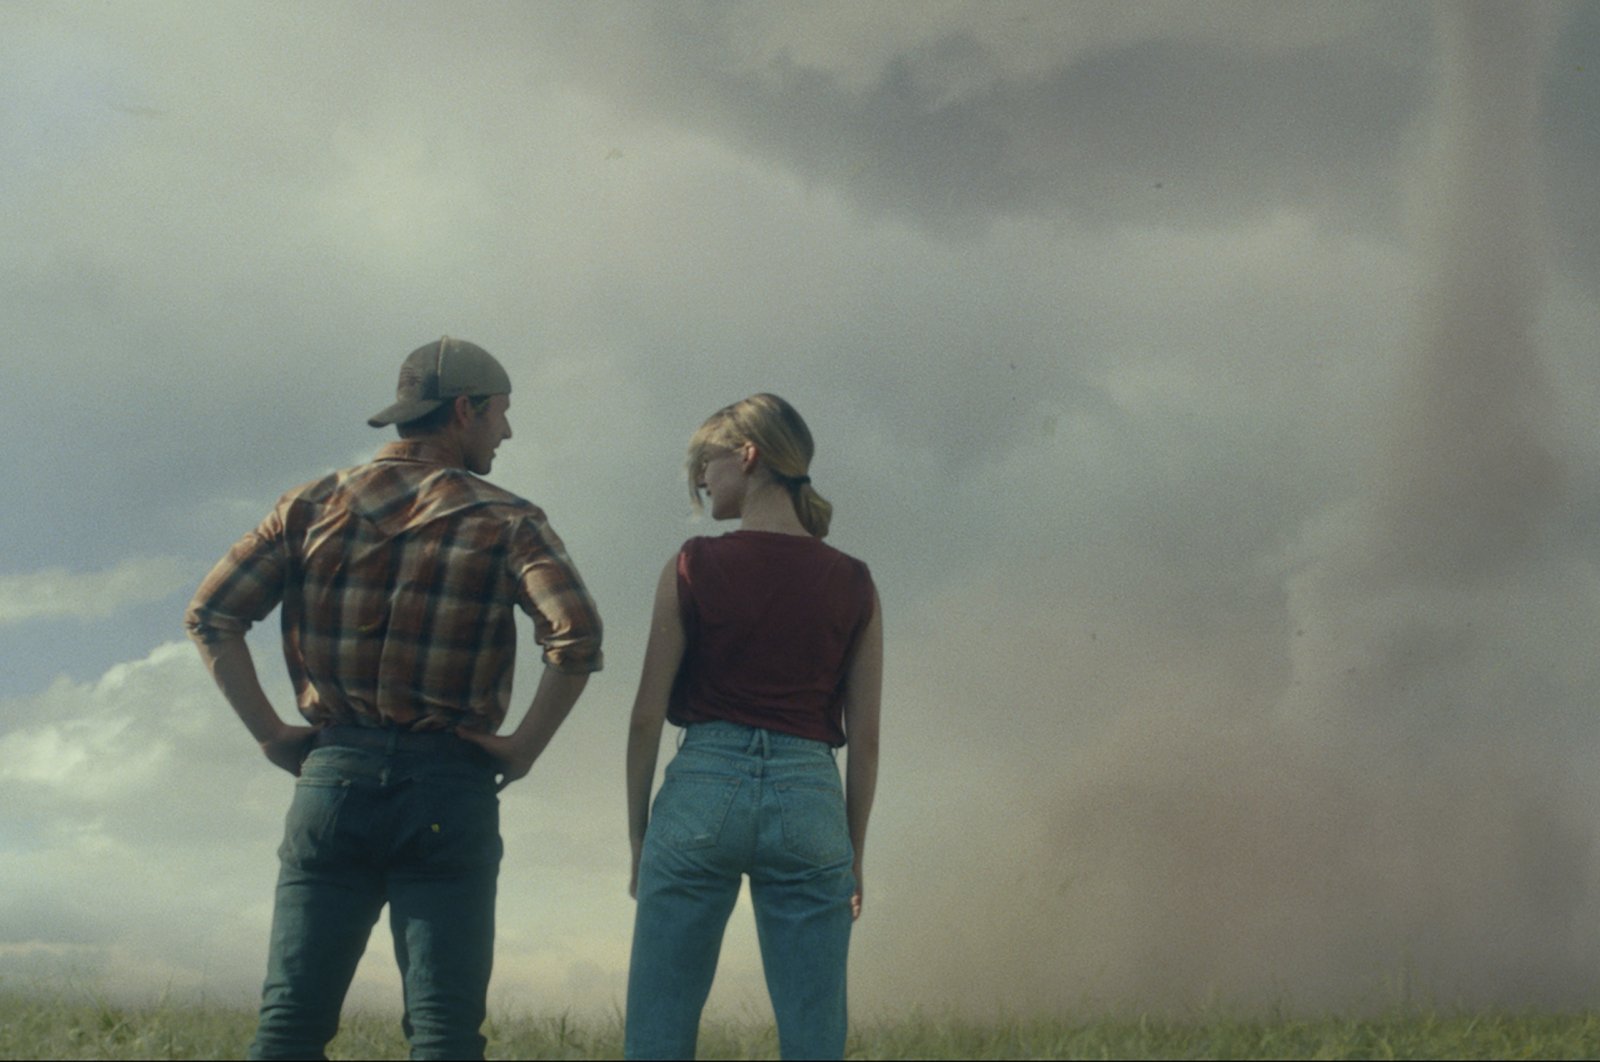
[792,474,811,487]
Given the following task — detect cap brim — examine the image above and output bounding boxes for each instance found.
[367,397,448,428]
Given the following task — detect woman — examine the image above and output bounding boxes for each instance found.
[624,394,883,1060]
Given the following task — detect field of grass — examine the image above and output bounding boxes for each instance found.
[5,986,1600,1059]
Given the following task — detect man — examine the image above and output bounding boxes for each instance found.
[185,336,603,1060]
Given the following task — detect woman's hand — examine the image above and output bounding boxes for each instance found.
[851,861,864,920]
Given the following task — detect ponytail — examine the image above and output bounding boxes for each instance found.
[789,479,833,539]
[688,393,834,537]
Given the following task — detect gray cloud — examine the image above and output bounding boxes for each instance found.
[3,0,1600,1022]
[519,3,1427,236]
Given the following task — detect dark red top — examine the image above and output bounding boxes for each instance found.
[668,531,876,746]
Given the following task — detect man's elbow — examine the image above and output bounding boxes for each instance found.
[542,624,604,675]
[187,624,244,656]
[543,647,604,676]
[184,603,249,647]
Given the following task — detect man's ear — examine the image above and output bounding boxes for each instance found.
[451,394,476,428]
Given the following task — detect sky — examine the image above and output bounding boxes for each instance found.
[5,0,1600,1021]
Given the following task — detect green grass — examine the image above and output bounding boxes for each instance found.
[4,987,1600,1059]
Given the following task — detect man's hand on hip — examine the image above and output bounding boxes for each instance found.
[456,666,590,792]
[260,723,320,776]
[453,730,535,791]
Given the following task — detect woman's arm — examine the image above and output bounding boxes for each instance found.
[626,556,688,897]
[842,590,883,920]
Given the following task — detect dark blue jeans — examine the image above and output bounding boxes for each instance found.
[626,722,856,1060]
[249,736,502,1061]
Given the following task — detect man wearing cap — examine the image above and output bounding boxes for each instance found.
[185,337,603,1060]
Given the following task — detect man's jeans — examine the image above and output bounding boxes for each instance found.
[626,722,855,1060]
[249,735,502,1061]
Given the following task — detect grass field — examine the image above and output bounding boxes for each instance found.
[6,987,1600,1060]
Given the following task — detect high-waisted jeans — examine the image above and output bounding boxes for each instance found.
[249,734,502,1061]
[625,721,856,1060]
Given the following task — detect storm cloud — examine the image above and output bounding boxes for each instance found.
[4,0,1600,1019]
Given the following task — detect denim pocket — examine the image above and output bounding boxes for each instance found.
[415,783,502,872]
[648,774,742,851]
[773,781,852,865]
[279,776,351,868]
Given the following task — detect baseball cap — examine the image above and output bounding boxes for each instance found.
[368,336,512,428]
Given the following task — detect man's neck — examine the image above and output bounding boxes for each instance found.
[384,435,468,470]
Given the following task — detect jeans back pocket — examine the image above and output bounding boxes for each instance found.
[773,781,852,866]
[279,777,352,869]
[648,773,743,851]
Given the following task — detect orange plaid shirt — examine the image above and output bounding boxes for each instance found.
[185,440,603,732]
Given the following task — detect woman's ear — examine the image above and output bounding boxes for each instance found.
[740,443,760,473]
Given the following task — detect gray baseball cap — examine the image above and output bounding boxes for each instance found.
[368,336,512,428]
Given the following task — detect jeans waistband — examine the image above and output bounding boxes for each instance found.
[313,725,489,764]
[679,720,833,758]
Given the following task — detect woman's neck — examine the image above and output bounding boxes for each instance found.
[737,480,810,536]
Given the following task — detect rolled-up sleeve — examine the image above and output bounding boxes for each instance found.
[184,509,288,645]
[509,514,604,674]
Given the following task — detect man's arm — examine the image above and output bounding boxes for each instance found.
[457,665,589,790]
[186,512,307,772]
[456,513,603,789]
[194,634,318,775]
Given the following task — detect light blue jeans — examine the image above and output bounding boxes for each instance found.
[626,721,856,1060]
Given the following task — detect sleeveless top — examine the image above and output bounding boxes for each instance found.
[668,530,876,746]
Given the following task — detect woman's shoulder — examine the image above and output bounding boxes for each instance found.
[679,531,872,582]
[671,535,722,580]
[675,534,719,560]
[808,535,871,573]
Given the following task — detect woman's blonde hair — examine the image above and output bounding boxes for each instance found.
[687,393,834,538]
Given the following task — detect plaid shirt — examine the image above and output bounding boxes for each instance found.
[185,440,603,731]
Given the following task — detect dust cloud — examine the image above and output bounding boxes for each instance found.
[855,1,1600,1017]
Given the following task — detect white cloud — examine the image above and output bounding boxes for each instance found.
[0,639,720,1015]
[0,558,189,626]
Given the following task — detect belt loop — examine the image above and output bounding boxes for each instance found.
[384,728,400,756]
[758,728,770,758]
